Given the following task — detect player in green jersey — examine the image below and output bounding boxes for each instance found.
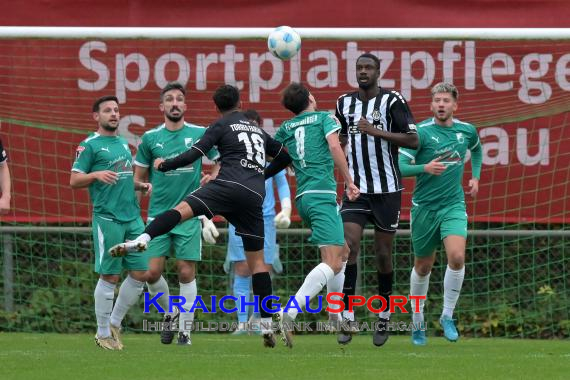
[70,96,152,350]
[399,82,483,345]
[134,82,221,346]
[269,82,359,347]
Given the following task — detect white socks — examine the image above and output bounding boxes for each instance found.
[94,279,116,338]
[326,261,347,319]
[288,263,334,320]
[410,268,431,324]
[110,275,145,327]
[442,265,465,319]
[147,275,171,315]
[179,280,197,333]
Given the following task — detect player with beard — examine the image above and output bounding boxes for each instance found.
[134,82,221,346]
[335,53,419,346]
[70,96,152,350]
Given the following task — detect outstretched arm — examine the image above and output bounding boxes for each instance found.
[264,145,292,179]
[155,146,204,172]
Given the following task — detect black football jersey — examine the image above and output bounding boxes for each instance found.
[193,111,284,196]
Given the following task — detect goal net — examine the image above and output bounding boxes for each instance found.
[0,28,568,338]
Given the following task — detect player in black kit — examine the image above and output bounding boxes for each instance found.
[109,85,291,348]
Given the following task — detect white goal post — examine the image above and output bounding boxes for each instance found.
[2,26,570,40]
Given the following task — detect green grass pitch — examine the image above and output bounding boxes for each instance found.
[1,333,568,379]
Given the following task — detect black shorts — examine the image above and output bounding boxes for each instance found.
[184,179,264,251]
[340,191,401,233]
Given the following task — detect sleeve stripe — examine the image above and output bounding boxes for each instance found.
[399,149,415,159]
[325,126,341,138]
[273,143,284,158]
[469,139,481,150]
[71,168,86,173]
[193,145,206,156]
[133,160,149,168]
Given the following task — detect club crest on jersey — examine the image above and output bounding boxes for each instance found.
[75,146,85,160]
[371,110,381,122]
[456,133,465,144]
[185,138,193,148]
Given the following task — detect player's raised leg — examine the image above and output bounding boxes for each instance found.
[325,242,348,332]
[109,201,193,256]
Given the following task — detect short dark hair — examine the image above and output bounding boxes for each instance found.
[356,53,380,70]
[281,82,310,115]
[160,82,186,100]
[92,95,119,112]
[212,85,240,112]
[244,109,261,125]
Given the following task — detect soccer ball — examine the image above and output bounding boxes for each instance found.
[267,26,301,60]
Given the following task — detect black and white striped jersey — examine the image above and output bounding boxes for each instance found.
[336,88,417,194]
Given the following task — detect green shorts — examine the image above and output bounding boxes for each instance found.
[410,202,468,257]
[145,217,202,261]
[296,192,345,246]
[92,214,147,274]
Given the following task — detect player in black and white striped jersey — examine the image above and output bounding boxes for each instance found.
[335,53,419,346]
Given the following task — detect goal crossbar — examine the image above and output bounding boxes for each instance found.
[2,27,570,40]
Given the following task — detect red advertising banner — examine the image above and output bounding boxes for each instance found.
[1,0,568,28]
[0,38,569,223]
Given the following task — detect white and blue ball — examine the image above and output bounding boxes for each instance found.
[267,26,301,60]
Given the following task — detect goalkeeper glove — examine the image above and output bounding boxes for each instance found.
[200,216,219,244]
[274,198,292,229]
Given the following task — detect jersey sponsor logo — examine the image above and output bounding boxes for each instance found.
[373,121,385,131]
[184,138,193,148]
[100,147,110,152]
[348,124,360,134]
[155,142,164,149]
[437,149,462,165]
[431,136,440,143]
[240,158,263,173]
[75,146,85,159]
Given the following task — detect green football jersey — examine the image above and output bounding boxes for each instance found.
[72,133,140,222]
[275,111,340,198]
[400,118,481,210]
[135,122,220,217]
